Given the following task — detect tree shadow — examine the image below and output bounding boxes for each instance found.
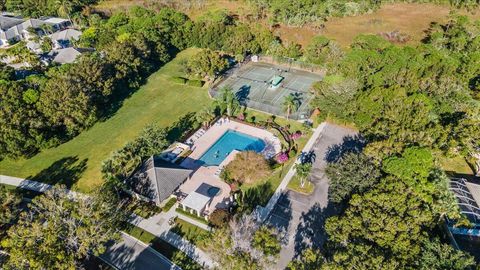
[236,85,251,106]
[167,112,198,143]
[266,192,293,245]
[26,156,87,189]
[325,134,366,163]
[293,201,341,258]
[242,181,273,212]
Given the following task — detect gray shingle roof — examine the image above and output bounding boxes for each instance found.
[129,156,193,205]
[0,16,23,31]
[49,29,82,41]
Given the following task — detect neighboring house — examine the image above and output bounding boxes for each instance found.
[0,15,70,47]
[449,177,480,235]
[128,156,193,206]
[50,47,92,64]
[49,29,82,49]
[448,177,480,261]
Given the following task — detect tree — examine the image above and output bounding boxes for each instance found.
[186,49,228,80]
[216,87,240,117]
[326,152,382,203]
[224,151,271,184]
[209,208,231,228]
[294,162,312,188]
[1,186,127,269]
[195,106,215,128]
[304,35,343,65]
[252,226,281,257]
[40,36,53,53]
[417,238,475,270]
[282,93,300,119]
[287,248,323,270]
[0,186,21,237]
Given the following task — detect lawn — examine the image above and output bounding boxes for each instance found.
[287,174,314,195]
[170,218,212,249]
[0,48,212,192]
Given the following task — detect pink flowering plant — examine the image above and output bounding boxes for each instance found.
[290,131,302,140]
[276,152,289,163]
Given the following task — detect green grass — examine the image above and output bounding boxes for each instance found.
[438,154,473,175]
[287,174,314,195]
[239,125,312,209]
[170,218,212,248]
[124,225,203,270]
[0,48,212,192]
[175,207,209,225]
[161,197,177,212]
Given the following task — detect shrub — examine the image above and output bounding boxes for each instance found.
[209,209,231,228]
[187,79,204,87]
[171,76,187,84]
[223,151,272,184]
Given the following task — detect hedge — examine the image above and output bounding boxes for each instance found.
[171,76,187,84]
[187,79,204,87]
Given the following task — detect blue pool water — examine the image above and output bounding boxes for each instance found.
[198,130,266,166]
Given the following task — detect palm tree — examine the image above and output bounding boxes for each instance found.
[295,162,312,188]
[216,87,239,117]
[196,107,215,128]
[282,94,300,120]
[56,0,74,26]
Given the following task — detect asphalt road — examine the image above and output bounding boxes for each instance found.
[100,233,180,270]
[267,123,358,269]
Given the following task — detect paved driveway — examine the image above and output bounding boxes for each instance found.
[266,123,358,269]
[100,233,180,270]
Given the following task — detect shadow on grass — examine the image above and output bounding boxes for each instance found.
[27,156,87,189]
[167,112,198,143]
[242,181,273,212]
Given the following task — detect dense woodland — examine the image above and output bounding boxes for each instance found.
[0,0,480,269]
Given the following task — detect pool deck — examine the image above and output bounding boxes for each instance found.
[181,119,281,170]
[177,119,282,213]
[178,166,232,211]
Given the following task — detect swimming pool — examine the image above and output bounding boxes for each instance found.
[198,130,266,166]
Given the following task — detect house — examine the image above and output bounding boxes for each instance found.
[0,15,70,47]
[448,177,480,260]
[50,47,92,64]
[127,156,193,206]
[48,29,82,49]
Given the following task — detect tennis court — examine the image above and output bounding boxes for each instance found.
[210,62,323,120]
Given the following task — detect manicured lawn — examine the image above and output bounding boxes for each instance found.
[170,218,211,249]
[124,225,203,270]
[287,174,314,195]
[0,48,212,192]
[438,154,473,175]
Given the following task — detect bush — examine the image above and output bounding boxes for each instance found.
[187,79,204,87]
[208,209,231,228]
[171,76,187,84]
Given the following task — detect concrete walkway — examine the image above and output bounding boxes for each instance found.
[129,206,216,269]
[254,122,327,222]
[0,175,215,269]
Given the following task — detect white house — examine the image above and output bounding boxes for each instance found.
[0,15,71,47]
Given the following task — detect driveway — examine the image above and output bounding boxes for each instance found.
[100,233,180,270]
[266,123,358,269]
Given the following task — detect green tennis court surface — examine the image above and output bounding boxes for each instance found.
[210,62,323,120]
